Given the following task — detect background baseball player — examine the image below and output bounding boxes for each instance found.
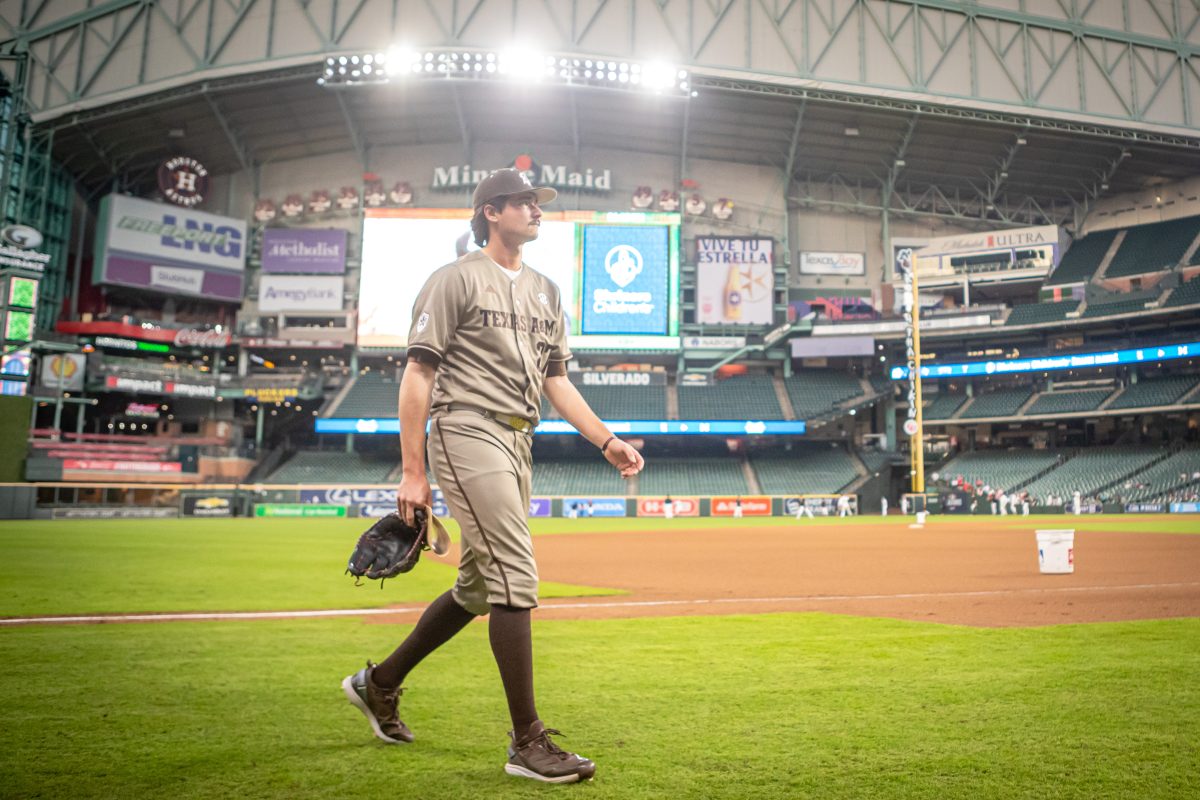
[342,168,644,784]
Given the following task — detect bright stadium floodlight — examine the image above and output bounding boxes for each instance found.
[642,62,676,92]
[498,48,546,79]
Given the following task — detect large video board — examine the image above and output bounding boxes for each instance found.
[357,208,680,349]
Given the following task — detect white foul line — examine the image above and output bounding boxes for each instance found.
[2,581,1198,626]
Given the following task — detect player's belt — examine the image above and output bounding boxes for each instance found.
[443,404,534,434]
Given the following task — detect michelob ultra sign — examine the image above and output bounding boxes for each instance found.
[695,237,774,325]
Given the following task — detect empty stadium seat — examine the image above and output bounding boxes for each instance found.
[784,371,863,419]
[935,449,1062,492]
[639,456,749,495]
[1109,375,1199,409]
[924,394,966,420]
[1045,229,1117,286]
[1005,300,1080,326]
[1166,274,1200,307]
[1024,389,1111,416]
[1021,447,1162,501]
[1104,216,1200,278]
[571,384,667,420]
[960,387,1033,418]
[750,445,858,494]
[330,371,401,418]
[268,451,397,483]
[678,375,784,420]
[1124,449,1200,502]
[532,458,631,495]
[1081,297,1149,318]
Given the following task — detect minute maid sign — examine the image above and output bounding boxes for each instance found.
[432,154,611,192]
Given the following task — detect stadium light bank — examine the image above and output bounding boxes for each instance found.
[317,47,694,97]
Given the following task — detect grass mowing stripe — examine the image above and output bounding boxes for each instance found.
[1,613,1196,799]
[0,519,620,616]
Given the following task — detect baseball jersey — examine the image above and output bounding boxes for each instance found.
[407,250,571,424]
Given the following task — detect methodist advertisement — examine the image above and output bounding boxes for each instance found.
[258,275,344,312]
[358,208,679,348]
[261,228,347,274]
[581,225,671,335]
[696,237,774,325]
[94,194,247,301]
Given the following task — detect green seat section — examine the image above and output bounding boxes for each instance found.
[1165,274,1200,307]
[1045,229,1117,286]
[960,387,1033,418]
[1124,449,1200,502]
[1105,216,1200,278]
[268,451,397,483]
[1081,297,1149,318]
[531,458,631,496]
[934,449,1062,492]
[1022,447,1163,501]
[784,371,863,419]
[1005,300,1080,326]
[329,371,400,418]
[543,383,667,420]
[638,456,749,495]
[1024,389,1111,416]
[678,375,784,420]
[1110,376,1198,409]
[750,445,859,495]
[925,394,967,420]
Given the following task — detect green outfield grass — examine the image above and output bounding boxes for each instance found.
[0,515,1195,617]
[0,519,620,617]
[1,613,1196,799]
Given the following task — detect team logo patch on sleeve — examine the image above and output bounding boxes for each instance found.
[416,312,430,332]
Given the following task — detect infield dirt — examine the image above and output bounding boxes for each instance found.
[375,517,1200,627]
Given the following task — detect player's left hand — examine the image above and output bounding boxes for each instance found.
[604,439,644,478]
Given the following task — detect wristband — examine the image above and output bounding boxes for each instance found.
[600,435,617,454]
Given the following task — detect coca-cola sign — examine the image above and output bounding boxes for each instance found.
[173,329,231,348]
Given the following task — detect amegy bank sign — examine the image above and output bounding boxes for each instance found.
[432,161,612,192]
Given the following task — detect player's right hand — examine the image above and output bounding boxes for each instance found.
[396,473,432,526]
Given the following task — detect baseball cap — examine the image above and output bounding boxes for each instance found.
[472,168,557,210]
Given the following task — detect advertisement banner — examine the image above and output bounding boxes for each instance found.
[258,275,343,312]
[683,335,746,349]
[581,225,670,335]
[576,370,667,387]
[711,496,772,516]
[95,194,246,301]
[52,507,178,519]
[63,459,181,473]
[799,251,865,276]
[255,503,348,518]
[696,237,774,325]
[1125,503,1165,514]
[637,497,700,517]
[40,353,85,391]
[528,498,552,517]
[301,487,449,519]
[562,497,626,517]
[783,497,840,517]
[1170,502,1200,513]
[183,495,235,517]
[104,374,216,398]
[357,504,396,518]
[262,228,347,274]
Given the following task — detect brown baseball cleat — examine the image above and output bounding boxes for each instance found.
[505,721,596,783]
[342,660,414,744]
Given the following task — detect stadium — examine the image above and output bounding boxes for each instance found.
[1,1,1198,796]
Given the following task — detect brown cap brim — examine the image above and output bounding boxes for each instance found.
[477,186,557,210]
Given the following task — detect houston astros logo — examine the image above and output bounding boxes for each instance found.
[605,245,643,288]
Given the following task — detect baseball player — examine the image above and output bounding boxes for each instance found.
[342,168,644,784]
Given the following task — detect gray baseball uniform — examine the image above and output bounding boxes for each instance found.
[407,249,570,614]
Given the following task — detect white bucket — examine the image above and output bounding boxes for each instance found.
[1036,529,1075,574]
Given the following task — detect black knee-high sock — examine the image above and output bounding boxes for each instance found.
[489,604,538,740]
[373,590,476,690]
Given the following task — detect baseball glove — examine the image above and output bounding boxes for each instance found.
[346,508,451,586]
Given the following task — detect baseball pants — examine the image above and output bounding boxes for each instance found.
[428,410,538,615]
